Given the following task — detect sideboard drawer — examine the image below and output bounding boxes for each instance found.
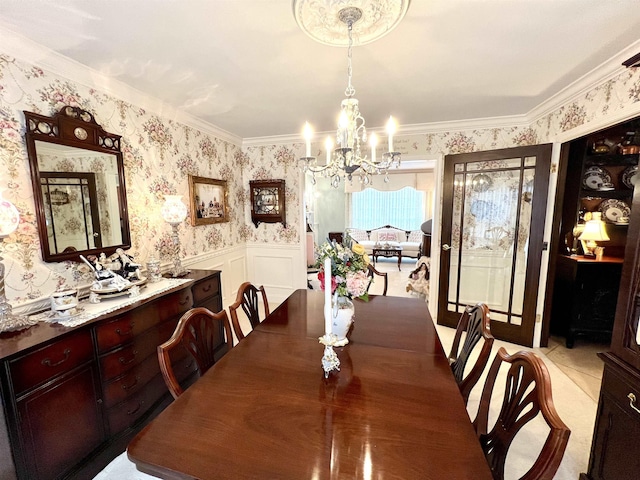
[9,330,94,395]
[102,354,160,409]
[95,288,192,352]
[106,373,167,434]
[99,318,180,381]
[192,276,220,305]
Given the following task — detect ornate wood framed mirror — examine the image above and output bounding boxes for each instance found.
[24,105,131,262]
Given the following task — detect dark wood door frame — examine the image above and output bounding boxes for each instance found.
[438,144,552,347]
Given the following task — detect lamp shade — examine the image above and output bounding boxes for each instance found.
[161,195,188,225]
[0,198,20,237]
[579,212,610,242]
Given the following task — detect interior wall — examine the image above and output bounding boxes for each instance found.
[313,176,347,244]
[4,37,640,318]
[0,51,247,314]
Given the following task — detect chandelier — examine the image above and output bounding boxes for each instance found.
[298,6,401,188]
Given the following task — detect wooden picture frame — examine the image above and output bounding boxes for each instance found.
[188,175,229,226]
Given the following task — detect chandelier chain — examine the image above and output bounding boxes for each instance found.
[345,20,355,98]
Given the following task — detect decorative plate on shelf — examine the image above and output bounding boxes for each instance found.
[622,165,638,189]
[583,166,611,190]
[598,199,631,223]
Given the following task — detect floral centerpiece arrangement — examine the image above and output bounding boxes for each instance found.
[315,236,371,301]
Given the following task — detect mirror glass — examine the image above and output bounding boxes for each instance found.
[25,106,131,263]
[36,141,123,255]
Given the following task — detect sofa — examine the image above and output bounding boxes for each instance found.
[347,225,423,258]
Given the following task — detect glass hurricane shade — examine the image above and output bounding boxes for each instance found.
[161,195,188,225]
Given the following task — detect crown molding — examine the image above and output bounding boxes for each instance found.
[526,39,640,124]
[242,114,531,147]
[1,27,242,146]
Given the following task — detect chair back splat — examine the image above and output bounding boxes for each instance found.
[229,282,270,341]
[473,348,571,480]
[366,264,388,296]
[448,303,494,404]
[158,307,233,399]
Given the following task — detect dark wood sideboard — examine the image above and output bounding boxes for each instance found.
[0,269,222,480]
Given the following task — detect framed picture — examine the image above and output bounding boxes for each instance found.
[188,175,229,226]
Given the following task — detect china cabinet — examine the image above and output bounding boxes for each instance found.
[250,179,286,227]
[578,123,640,479]
[550,121,638,347]
[582,186,640,480]
[0,269,221,480]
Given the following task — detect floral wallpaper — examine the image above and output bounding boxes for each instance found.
[1,44,640,312]
[0,53,257,310]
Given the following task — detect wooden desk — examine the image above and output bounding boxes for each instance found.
[128,290,492,480]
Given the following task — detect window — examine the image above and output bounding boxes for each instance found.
[351,187,425,230]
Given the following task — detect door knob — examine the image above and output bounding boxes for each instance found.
[442,244,452,251]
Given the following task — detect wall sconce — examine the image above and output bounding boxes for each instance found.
[0,195,35,332]
[161,195,189,277]
[579,212,610,258]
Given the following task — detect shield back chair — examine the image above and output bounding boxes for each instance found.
[157,307,233,400]
[366,264,388,296]
[448,303,494,405]
[229,282,270,342]
[473,347,571,480]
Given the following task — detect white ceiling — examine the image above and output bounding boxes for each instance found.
[1,1,640,139]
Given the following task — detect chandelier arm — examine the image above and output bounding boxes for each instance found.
[298,6,401,188]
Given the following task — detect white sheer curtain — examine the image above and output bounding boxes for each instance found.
[350,186,426,230]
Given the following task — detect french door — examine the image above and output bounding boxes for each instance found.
[437,145,552,346]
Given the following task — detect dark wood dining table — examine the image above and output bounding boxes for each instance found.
[128,290,493,479]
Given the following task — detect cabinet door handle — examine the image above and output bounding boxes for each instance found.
[179,296,190,306]
[127,401,144,416]
[115,322,134,336]
[628,393,640,414]
[121,375,140,391]
[201,284,212,293]
[119,351,138,365]
[41,348,71,367]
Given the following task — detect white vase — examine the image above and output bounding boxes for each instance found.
[331,295,354,346]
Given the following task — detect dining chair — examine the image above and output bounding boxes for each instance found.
[473,347,571,480]
[366,264,388,296]
[448,302,494,404]
[229,282,270,341]
[157,307,233,399]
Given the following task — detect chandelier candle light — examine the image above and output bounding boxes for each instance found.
[161,195,189,278]
[299,6,401,188]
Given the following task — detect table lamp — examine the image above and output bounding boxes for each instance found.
[161,195,189,277]
[579,212,609,258]
[0,195,31,331]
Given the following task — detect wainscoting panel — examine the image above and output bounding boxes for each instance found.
[185,245,247,308]
[246,243,307,306]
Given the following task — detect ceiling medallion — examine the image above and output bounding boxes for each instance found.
[292,0,411,46]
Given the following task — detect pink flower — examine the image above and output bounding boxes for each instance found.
[318,271,337,293]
